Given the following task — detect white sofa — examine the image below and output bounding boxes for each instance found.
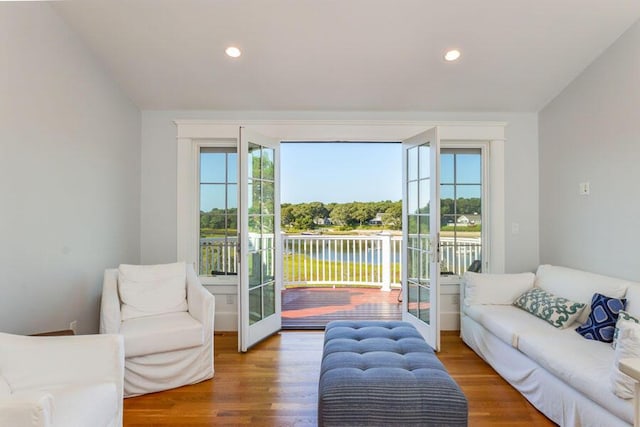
[461,264,640,427]
[0,332,124,427]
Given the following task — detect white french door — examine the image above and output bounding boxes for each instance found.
[401,127,441,350]
[238,128,282,352]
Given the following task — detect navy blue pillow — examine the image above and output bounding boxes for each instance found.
[576,293,627,342]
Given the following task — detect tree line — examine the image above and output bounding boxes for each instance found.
[200,198,481,233]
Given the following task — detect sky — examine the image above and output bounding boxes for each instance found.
[281,143,402,204]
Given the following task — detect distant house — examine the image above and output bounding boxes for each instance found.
[457,214,481,226]
[368,213,385,225]
[314,217,332,226]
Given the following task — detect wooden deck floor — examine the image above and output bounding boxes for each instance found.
[281,287,402,328]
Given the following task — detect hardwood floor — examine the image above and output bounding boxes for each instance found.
[123,331,556,426]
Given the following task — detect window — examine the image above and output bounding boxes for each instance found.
[440,147,484,276]
[199,146,238,278]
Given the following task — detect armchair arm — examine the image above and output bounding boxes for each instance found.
[186,265,215,332]
[100,269,122,334]
[0,333,124,402]
[0,391,53,427]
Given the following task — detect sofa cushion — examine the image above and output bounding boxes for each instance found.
[463,271,535,306]
[120,311,204,358]
[535,265,631,324]
[516,326,632,423]
[611,321,640,399]
[576,293,626,343]
[118,262,188,321]
[514,288,585,329]
[464,304,552,347]
[612,310,640,349]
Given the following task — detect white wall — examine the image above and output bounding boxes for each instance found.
[0,4,141,334]
[539,20,640,281]
[141,110,539,328]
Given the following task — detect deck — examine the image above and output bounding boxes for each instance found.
[281,287,402,329]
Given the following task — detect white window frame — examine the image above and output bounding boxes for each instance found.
[176,121,506,290]
[440,141,490,278]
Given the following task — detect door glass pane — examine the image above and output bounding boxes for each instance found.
[418,285,430,323]
[264,282,275,318]
[408,282,418,317]
[262,148,275,180]
[418,179,430,214]
[408,146,418,181]
[419,215,430,237]
[262,182,275,214]
[418,145,431,179]
[408,181,418,215]
[248,216,261,234]
[248,250,262,287]
[248,143,261,180]
[262,215,274,234]
[249,287,262,325]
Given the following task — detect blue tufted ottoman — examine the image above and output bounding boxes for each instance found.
[318,320,468,426]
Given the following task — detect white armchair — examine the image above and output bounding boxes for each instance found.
[100,262,214,397]
[0,332,124,427]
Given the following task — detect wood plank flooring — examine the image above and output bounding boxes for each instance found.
[282,287,402,328]
[123,331,556,426]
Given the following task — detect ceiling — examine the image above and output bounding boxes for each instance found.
[53,0,640,112]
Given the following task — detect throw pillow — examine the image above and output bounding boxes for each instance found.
[575,293,626,342]
[610,320,640,399]
[118,262,188,320]
[513,287,586,329]
[612,310,640,349]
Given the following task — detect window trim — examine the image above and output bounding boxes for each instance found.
[440,142,490,277]
[199,144,238,282]
[177,121,506,278]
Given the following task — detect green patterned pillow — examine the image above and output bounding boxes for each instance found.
[513,287,586,329]
[612,310,640,349]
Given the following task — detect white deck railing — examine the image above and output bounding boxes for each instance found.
[200,234,481,289]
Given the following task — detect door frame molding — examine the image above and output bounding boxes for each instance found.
[175,120,506,329]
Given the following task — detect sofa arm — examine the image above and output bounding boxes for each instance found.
[0,391,53,427]
[186,265,215,332]
[463,271,535,306]
[100,269,122,334]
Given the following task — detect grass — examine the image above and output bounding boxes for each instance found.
[283,253,401,284]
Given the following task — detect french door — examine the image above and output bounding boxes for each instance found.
[238,128,282,352]
[402,127,441,350]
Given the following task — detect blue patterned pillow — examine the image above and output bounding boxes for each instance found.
[575,293,627,342]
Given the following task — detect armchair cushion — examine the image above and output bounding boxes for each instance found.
[118,262,188,320]
[46,382,118,427]
[120,311,204,358]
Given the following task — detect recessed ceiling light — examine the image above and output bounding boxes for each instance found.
[225,46,241,58]
[444,49,461,62]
